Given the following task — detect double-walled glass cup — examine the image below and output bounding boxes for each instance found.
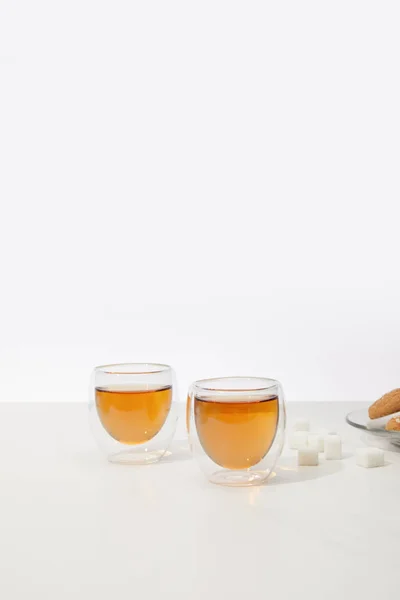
[188,376,285,486]
[90,363,178,464]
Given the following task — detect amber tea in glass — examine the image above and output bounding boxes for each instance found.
[195,393,278,469]
[96,384,172,445]
[188,377,285,486]
[90,363,177,464]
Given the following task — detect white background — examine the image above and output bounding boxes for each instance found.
[1,1,399,404]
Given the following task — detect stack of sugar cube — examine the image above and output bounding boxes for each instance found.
[289,419,342,465]
[289,418,387,469]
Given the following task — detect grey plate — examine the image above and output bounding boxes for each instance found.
[346,409,400,447]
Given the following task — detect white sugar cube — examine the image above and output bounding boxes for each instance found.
[308,433,325,453]
[356,447,384,468]
[324,434,342,460]
[293,418,310,432]
[298,447,319,466]
[289,431,309,450]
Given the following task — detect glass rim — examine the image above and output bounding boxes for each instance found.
[94,362,172,375]
[192,376,280,393]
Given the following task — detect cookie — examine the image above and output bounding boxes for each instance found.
[368,388,400,419]
[386,416,400,431]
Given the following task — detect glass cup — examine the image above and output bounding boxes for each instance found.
[89,363,178,464]
[188,376,285,486]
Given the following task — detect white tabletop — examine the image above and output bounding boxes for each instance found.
[0,402,398,599]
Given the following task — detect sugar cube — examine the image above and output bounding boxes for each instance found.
[356,447,384,468]
[297,447,319,466]
[293,418,310,432]
[308,433,325,453]
[289,431,309,450]
[324,434,342,460]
